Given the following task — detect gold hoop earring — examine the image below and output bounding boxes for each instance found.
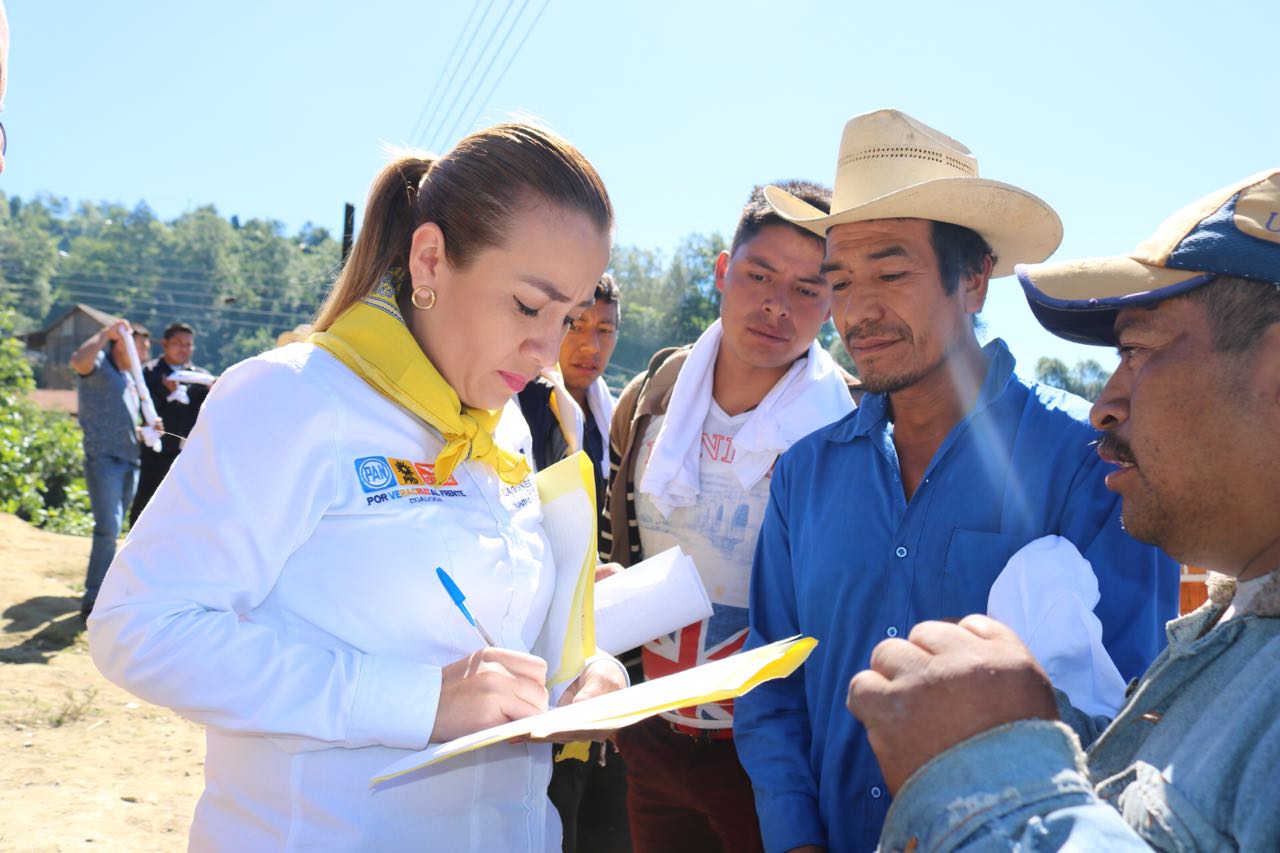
[411,286,437,311]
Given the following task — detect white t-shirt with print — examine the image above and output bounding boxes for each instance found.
[633,401,774,728]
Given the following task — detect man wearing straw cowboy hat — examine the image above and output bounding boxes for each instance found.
[848,169,1280,852]
[734,110,1178,852]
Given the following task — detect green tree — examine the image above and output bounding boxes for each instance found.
[826,334,857,377]
[0,193,60,327]
[606,233,728,390]
[0,191,349,536]
[0,309,90,533]
[1035,356,1109,401]
[667,233,726,345]
[3,195,340,374]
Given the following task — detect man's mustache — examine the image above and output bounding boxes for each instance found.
[844,323,913,347]
[1096,434,1137,466]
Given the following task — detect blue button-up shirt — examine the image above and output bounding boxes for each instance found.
[735,339,1179,853]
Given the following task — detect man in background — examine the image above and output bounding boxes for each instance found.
[130,322,211,522]
[518,274,620,513]
[604,182,860,853]
[70,320,152,623]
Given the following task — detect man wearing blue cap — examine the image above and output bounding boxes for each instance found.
[848,169,1280,851]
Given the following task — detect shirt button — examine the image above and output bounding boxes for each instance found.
[895,546,907,558]
[886,627,898,638]
[871,786,883,798]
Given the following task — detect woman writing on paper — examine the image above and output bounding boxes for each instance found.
[88,124,627,851]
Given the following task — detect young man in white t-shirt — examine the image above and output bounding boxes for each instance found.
[602,182,861,853]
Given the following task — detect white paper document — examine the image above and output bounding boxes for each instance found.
[371,635,816,785]
[593,545,712,656]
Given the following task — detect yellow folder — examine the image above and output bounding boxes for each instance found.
[372,635,816,784]
[531,451,598,699]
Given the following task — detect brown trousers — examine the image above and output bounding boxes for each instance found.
[617,716,764,853]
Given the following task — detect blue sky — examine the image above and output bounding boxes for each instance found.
[4,0,1277,371]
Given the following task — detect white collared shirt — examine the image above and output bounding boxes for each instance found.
[89,344,560,851]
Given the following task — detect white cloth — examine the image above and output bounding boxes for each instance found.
[164,368,217,404]
[584,375,615,480]
[639,319,855,518]
[540,366,585,456]
[121,371,142,425]
[537,370,615,480]
[165,383,190,405]
[987,535,1128,718]
[166,368,216,386]
[121,372,162,452]
[89,343,561,852]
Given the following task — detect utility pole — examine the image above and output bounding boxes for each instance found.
[341,203,355,263]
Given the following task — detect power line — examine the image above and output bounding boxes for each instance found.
[460,0,553,136]
[1,302,312,335]
[0,256,341,289]
[426,0,519,153]
[416,0,501,150]
[0,280,318,327]
[3,296,306,334]
[0,262,338,298]
[436,0,530,150]
[405,2,487,147]
[0,274,324,318]
[0,261,291,289]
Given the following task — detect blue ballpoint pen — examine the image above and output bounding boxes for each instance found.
[435,567,498,647]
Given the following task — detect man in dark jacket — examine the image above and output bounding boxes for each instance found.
[130,322,212,523]
[517,274,620,515]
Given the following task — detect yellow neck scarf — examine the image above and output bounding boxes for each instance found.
[310,276,530,485]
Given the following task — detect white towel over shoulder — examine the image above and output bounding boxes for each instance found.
[639,320,854,518]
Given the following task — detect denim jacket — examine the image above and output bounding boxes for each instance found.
[879,571,1280,852]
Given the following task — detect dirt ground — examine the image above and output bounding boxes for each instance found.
[0,514,204,852]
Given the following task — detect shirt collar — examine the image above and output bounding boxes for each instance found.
[827,338,1018,443]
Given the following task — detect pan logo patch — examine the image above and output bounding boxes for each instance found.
[353,455,467,506]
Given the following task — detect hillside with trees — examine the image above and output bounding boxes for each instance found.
[1,190,1103,534]
[0,192,752,385]
[0,193,343,370]
[0,191,745,533]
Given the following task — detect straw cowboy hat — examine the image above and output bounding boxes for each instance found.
[765,109,1062,277]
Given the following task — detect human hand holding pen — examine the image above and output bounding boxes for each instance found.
[431,647,549,742]
[430,567,549,743]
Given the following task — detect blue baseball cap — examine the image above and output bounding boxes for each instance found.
[1017,169,1280,346]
